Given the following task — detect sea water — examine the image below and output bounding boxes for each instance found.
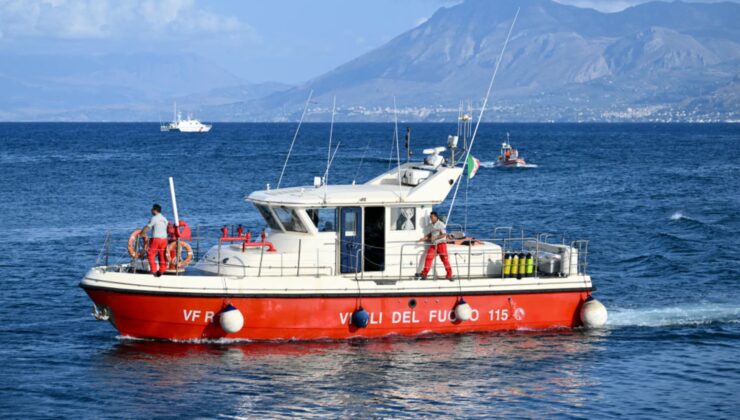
[0,123,738,418]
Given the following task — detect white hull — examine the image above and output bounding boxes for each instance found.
[176,125,211,133]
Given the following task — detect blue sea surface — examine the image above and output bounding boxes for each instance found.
[0,123,739,418]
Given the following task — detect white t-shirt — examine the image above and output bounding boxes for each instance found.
[147,213,169,239]
[427,220,447,245]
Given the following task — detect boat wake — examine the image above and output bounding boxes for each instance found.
[117,335,254,344]
[608,303,740,328]
[480,161,538,169]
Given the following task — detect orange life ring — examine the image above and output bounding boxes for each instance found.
[166,241,193,269]
[127,229,148,258]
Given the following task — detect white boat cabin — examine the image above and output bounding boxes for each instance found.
[193,147,523,280]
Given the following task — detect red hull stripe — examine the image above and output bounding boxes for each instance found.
[85,288,590,341]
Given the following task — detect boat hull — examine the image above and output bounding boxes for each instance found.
[497,159,527,167]
[84,287,590,341]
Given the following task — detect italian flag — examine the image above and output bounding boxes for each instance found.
[467,154,480,179]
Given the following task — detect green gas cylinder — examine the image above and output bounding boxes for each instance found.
[525,253,534,277]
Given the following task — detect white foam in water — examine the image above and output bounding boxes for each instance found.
[670,211,686,220]
[608,304,740,328]
[117,335,254,344]
[479,161,538,169]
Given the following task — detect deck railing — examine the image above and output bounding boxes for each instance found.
[96,225,589,280]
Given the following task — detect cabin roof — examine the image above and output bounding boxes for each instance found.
[249,184,411,206]
[247,163,463,207]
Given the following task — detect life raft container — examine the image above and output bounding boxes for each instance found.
[166,240,193,270]
[127,229,148,258]
[167,220,192,241]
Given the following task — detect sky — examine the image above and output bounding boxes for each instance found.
[0,0,734,84]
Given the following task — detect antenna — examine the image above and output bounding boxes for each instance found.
[353,138,372,184]
[387,123,396,169]
[277,90,313,189]
[325,96,336,187]
[446,8,519,224]
[457,101,463,138]
[322,142,341,186]
[405,127,412,162]
[394,97,403,201]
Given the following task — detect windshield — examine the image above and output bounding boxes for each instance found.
[273,206,308,233]
[307,208,337,232]
[255,205,283,232]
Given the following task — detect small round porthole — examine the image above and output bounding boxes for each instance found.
[408,298,417,309]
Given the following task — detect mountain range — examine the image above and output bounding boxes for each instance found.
[1,0,738,122]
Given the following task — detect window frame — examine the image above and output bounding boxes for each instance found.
[391,207,417,231]
[255,204,284,232]
[273,206,308,233]
[307,207,338,233]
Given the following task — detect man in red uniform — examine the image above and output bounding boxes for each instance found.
[416,211,453,280]
[140,204,169,277]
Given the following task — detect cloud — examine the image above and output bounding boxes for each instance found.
[555,0,738,13]
[0,0,256,40]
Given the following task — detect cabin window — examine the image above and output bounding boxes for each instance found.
[391,207,416,231]
[307,208,337,232]
[256,204,283,232]
[273,206,307,233]
[344,211,357,236]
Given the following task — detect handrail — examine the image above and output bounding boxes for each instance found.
[105,228,589,280]
[220,236,277,253]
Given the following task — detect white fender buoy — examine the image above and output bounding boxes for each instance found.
[455,299,473,322]
[219,304,244,334]
[580,296,608,328]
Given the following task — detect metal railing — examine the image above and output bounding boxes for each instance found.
[95,225,589,280]
[214,238,336,278]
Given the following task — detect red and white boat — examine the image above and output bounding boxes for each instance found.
[80,146,607,341]
[81,15,606,341]
[496,134,529,168]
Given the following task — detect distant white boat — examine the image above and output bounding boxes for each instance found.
[161,102,211,133]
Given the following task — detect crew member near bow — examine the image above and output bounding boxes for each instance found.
[417,211,453,280]
[140,204,168,277]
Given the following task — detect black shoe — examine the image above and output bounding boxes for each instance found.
[414,273,427,280]
[155,272,162,278]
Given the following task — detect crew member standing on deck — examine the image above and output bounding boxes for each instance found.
[140,204,168,277]
[417,211,453,280]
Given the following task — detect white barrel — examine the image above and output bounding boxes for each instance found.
[580,297,608,328]
[455,300,473,321]
[219,305,244,334]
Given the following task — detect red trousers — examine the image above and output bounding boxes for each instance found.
[421,242,453,279]
[148,238,168,274]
